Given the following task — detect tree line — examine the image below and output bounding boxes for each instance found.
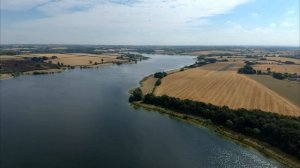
[130,92,300,159]
[238,63,299,80]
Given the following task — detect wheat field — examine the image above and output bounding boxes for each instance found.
[30,53,119,66]
[140,75,157,95]
[267,56,300,64]
[253,64,300,74]
[154,62,300,116]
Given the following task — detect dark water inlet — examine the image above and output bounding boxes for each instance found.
[0,55,283,168]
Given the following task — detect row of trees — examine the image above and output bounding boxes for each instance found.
[30,56,48,62]
[196,56,218,63]
[139,93,300,159]
[238,63,299,80]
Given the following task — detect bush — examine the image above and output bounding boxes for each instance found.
[155,79,161,86]
[154,72,167,78]
[238,65,256,74]
[256,70,262,75]
[285,61,295,64]
[33,71,47,75]
[272,72,285,80]
[129,88,143,102]
[204,58,217,63]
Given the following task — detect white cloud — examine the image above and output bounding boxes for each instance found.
[287,10,295,14]
[1,0,51,11]
[251,12,259,16]
[3,0,298,46]
[280,21,295,27]
[269,23,276,27]
[36,0,100,16]
[216,26,298,46]
[2,0,249,44]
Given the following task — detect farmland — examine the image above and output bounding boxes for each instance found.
[253,64,300,74]
[140,75,158,95]
[31,53,121,66]
[153,62,300,116]
[248,75,300,107]
[183,50,239,56]
[0,52,148,79]
[266,56,300,64]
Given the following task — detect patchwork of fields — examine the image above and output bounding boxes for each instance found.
[32,53,120,66]
[253,64,300,74]
[1,53,121,66]
[153,62,300,116]
[267,56,300,64]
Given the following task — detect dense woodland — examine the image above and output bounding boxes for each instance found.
[129,90,300,159]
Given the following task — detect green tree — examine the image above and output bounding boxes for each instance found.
[129,88,143,102]
[155,79,161,86]
[154,72,167,78]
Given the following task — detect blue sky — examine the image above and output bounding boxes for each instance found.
[1,0,299,46]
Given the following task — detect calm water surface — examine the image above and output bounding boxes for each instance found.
[0,54,283,168]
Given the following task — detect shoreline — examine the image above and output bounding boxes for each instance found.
[0,52,149,81]
[0,68,65,80]
[131,101,300,168]
[0,61,131,81]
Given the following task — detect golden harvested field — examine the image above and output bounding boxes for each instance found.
[0,53,121,66]
[248,75,300,107]
[140,75,157,95]
[0,55,25,61]
[253,64,300,74]
[200,61,244,71]
[154,62,300,116]
[184,50,238,56]
[267,56,300,64]
[31,53,119,66]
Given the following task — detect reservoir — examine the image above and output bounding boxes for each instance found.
[0,54,282,168]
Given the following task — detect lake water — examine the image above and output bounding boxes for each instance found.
[0,54,283,168]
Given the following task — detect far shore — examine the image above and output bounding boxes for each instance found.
[0,61,135,80]
[0,69,64,80]
[131,101,300,168]
[0,52,148,80]
[0,73,13,80]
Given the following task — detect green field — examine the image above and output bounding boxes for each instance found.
[247,75,300,107]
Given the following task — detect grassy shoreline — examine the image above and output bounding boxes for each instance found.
[131,101,300,168]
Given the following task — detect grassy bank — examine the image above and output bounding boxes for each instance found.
[131,101,300,168]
